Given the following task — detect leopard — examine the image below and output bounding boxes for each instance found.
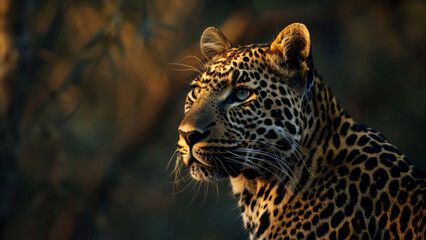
[175,23,426,239]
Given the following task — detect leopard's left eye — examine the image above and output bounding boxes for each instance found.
[192,87,202,98]
[233,88,251,102]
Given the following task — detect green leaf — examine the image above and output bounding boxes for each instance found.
[58,59,93,91]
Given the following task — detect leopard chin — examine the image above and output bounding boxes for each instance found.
[188,161,218,181]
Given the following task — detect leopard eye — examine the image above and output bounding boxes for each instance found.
[233,88,251,102]
[192,87,202,98]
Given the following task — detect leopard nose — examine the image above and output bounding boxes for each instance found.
[178,129,210,147]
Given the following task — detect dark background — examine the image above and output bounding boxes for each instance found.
[1,0,425,239]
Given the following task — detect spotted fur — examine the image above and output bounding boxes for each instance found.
[176,23,426,239]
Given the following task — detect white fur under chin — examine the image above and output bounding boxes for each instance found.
[230,174,257,195]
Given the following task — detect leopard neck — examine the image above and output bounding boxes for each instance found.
[229,74,354,238]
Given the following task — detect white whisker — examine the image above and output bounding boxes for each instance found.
[168,62,202,74]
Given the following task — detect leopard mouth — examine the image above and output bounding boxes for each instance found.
[183,147,242,179]
[180,143,237,165]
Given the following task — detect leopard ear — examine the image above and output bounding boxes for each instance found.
[200,27,232,60]
[270,23,311,65]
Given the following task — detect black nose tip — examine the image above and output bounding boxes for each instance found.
[179,129,210,146]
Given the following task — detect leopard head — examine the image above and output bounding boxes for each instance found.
[176,23,315,182]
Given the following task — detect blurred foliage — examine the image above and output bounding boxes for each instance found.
[0,0,425,239]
